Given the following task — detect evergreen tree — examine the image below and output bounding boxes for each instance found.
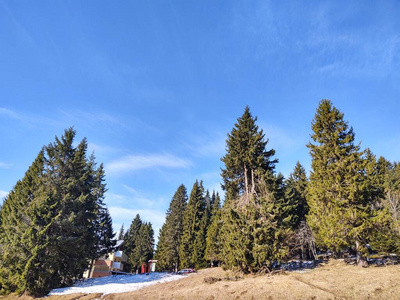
[205,192,222,266]
[124,214,142,272]
[369,158,400,254]
[203,190,213,226]
[179,181,205,269]
[0,128,114,296]
[221,182,291,273]
[192,203,209,269]
[221,106,277,202]
[132,222,154,272]
[384,161,400,238]
[220,107,289,272]
[307,100,383,266]
[124,215,155,273]
[156,185,187,272]
[118,224,125,240]
[91,162,116,258]
[284,162,309,229]
[0,151,45,294]
[94,206,115,257]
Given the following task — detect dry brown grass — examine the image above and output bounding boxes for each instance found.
[2,260,400,300]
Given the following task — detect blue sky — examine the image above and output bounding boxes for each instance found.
[1,1,399,238]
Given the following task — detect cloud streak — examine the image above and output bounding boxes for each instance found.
[0,107,63,128]
[0,162,12,169]
[184,132,226,158]
[231,2,400,78]
[0,108,23,120]
[109,206,166,239]
[60,110,121,126]
[106,153,191,175]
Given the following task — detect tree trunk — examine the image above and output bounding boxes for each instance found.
[88,259,95,278]
[355,240,368,267]
[244,164,249,196]
[251,169,255,195]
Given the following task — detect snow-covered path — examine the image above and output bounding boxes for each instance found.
[48,273,184,295]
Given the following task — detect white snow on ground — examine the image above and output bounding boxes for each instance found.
[48,273,185,296]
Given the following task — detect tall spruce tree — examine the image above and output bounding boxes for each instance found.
[221,106,277,202]
[179,180,205,269]
[192,204,209,269]
[220,107,290,273]
[156,185,187,271]
[307,100,383,266]
[0,128,114,296]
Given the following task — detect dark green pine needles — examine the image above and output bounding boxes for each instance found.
[220,106,291,273]
[155,185,187,272]
[0,128,115,297]
[124,214,155,273]
[307,100,388,266]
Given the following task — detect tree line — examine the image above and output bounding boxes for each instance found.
[155,100,400,273]
[155,182,222,271]
[118,214,154,274]
[0,100,399,296]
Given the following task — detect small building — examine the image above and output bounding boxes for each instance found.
[83,240,128,278]
[148,260,158,272]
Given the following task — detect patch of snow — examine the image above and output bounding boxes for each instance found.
[48,273,184,296]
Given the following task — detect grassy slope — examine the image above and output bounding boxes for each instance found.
[2,260,400,300]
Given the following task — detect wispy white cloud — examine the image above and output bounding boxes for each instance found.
[231,2,400,78]
[87,143,122,155]
[59,110,122,126]
[105,192,126,203]
[121,184,139,195]
[106,153,191,176]
[298,5,400,78]
[112,185,157,208]
[0,108,23,120]
[106,186,169,209]
[184,132,226,158]
[0,107,63,128]
[0,1,36,47]
[109,206,166,239]
[0,162,12,169]
[0,107,124,133]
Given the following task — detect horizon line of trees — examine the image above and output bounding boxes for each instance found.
[155,100,400,273]
[1,100,399,297]
[118,214,155,274]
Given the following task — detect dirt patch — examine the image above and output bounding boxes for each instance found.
[203,277,222,284]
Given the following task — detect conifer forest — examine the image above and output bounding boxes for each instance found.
[1,100,400,297]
